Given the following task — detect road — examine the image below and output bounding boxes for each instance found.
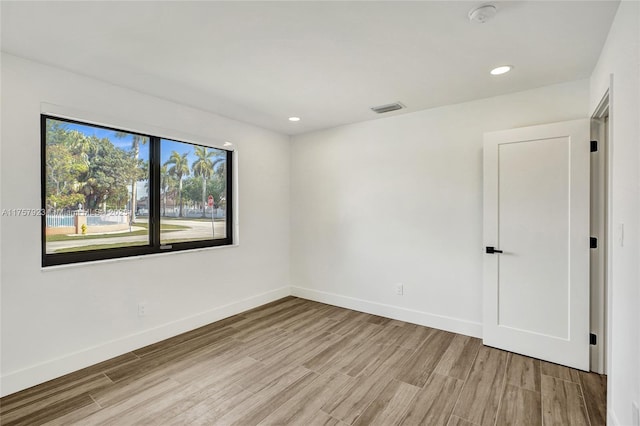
[46,219,227,253]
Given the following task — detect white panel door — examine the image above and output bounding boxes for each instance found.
[483,119,590,370]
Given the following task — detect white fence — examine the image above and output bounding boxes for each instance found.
[47,210,223,227]
[46,214,74,228]
[87,214,129,226]
[46,212,129,227]
[162,208,225,219]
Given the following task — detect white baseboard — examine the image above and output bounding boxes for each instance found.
[0,286,290,397]
[291,286,482,338]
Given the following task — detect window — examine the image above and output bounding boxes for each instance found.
[41,115,233,266]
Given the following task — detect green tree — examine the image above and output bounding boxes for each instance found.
[48,193,85,210]
[181,177,201,210]
[192,147,225,217]
[164,151,190,217]
[45,121,88,209]
[46,144,81,197]
[212,160,227,209]
[81,137,138,210]
[44,119,139,212]
[160,164,172,215]
[206,177,224,210]
[116,133,148,221]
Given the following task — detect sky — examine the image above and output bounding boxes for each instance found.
[58,120,225,169]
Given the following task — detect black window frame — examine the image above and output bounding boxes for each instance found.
[41,114,234,267]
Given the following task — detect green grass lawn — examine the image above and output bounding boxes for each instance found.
[46,222,189,242]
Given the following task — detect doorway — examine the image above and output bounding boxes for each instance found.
[590,92,609,374]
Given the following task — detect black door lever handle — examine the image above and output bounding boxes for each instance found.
[486,246,503,254]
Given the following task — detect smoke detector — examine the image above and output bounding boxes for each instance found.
[468,4,497,23]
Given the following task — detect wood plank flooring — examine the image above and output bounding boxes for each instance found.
[0,297,606,425]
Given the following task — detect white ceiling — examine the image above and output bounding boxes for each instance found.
[1,1,619,136]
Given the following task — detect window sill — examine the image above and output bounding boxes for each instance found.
[41,242,239,271]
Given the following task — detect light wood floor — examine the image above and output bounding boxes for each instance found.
[0,297,606,426]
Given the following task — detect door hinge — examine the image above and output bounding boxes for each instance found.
[590,333,597,345]
[590,237,598,249]
[591,140,598,152]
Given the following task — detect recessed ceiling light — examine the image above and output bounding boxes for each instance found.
[490,65,513,75]
[288,117,301,122]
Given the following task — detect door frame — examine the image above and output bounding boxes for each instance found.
[590,89,611,374]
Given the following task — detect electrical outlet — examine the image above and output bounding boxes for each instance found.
[395,283,403,296]
[138,302,147,317]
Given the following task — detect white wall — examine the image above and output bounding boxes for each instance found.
[0,54,291,396]
[290,79,589,337]
[589,2,640,425]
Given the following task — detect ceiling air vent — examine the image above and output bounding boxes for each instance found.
[371,102,404,114]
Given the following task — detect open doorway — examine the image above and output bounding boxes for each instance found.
[590,91,609,374]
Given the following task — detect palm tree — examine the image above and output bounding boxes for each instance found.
[160,164,170,216]
[164,151,190,217]
[192,147,225,217]
[115,133,148,222]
